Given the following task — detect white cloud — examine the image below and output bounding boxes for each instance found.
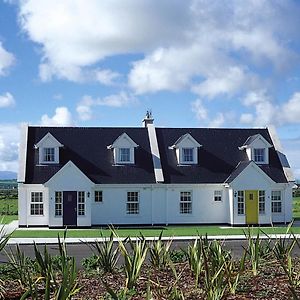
[191,99,207,121]
[241,91,300,127]
[209,113,225,128]
[280,93,300,124]
[18,0,191,82]
[0,124,19,172]
[94,69,121,86]
[0,42,15,76]
[77,92,137,121]
[16,0,300,93]
[282,137,300,180]
[40,107,73,126]
[0,92,15,108]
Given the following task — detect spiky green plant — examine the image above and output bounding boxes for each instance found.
[149,231,172,269]
[87,231,119,273]
[186,238,203,287]
[118,235,148,289]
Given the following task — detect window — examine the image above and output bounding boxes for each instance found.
[180,191,192,214]
[272,191,282,213]
[214,190,222,202]
[43,147,55,162]
[119,148,130,162]
[127,191,139,214]
[30,192,43,215]
[55,191,62,216]
[95,191,103,202]
[259,190,265,214]
[254,148,265,163]
[182,148,193,163]
[237,191,244,215]
[78,191,85,216]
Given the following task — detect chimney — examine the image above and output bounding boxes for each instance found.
[142,110,154,127]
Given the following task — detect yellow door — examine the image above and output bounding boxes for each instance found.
[245,190,258,224]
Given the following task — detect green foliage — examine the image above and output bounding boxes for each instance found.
[82,254,100,273]
[149,231,172,269]
[169,249,187,263]
[118,235,148,289]
[87,231,119,273]
[0,197,18,216]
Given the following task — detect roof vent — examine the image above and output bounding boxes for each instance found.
[142,110,154,127]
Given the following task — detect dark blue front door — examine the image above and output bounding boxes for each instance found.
[63,191,77,226]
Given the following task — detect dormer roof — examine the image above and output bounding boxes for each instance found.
[107,132,138,149]
[35,132,64,148]
[239,134,272,150]
[169,133,202,149]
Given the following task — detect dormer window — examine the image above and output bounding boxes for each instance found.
[182,148,194,163]
[253,148,265,163]
[35,133,63,165]
[239,134,272,165]
[119,148,130,162]
[169,133,202,165]
[43,148,55,162]
[107,133,138,165]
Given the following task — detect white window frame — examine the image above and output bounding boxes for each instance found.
[127,191,139,214]
[259,190,265,214]
[43,147,55,162]
[95,190,103,203]
[237,191,244,215]
[78,191,85,216]
[180,191,192,214]
[214,190,222,202]
[253,148,265,163]
[271,191,282,213]
[30,192,43,216]
[55,191,62,216]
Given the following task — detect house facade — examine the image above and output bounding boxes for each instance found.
[18,115,295,227]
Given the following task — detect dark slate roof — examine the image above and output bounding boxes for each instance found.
[25,127,155,184]
[155,127,287,184]
[24,126,288,184]
[225,161,252,183]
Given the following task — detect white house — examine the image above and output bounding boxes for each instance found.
[18,115,295,227]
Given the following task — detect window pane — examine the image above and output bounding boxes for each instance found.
[55,191,62,216]
[95,191,103,202]
[271,191,282,213]
[180,191,192,214]
[237,191,244,215]
[30,192,44,215]
[78,191,85,215]
[182,148,193,162]
[127,191,139,214]
[214,190,222,201]
[119,148,130,162]
[259,190,265,214]
[254,148,265,162]
[43,148,55,162]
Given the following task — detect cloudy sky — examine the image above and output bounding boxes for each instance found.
[0,0,300,178]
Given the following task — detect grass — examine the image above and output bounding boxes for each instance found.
[293,196,300,218]
[0,215,18,224]
[0,196,18,215]
[11,225,300,238]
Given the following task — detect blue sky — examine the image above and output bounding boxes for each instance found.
[0,0,300,178]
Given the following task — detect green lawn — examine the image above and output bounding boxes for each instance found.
[11,225,300,238]
[293,196,300,218]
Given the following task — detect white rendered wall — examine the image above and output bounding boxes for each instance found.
[18,184,49,226]
[91,184,229,225]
